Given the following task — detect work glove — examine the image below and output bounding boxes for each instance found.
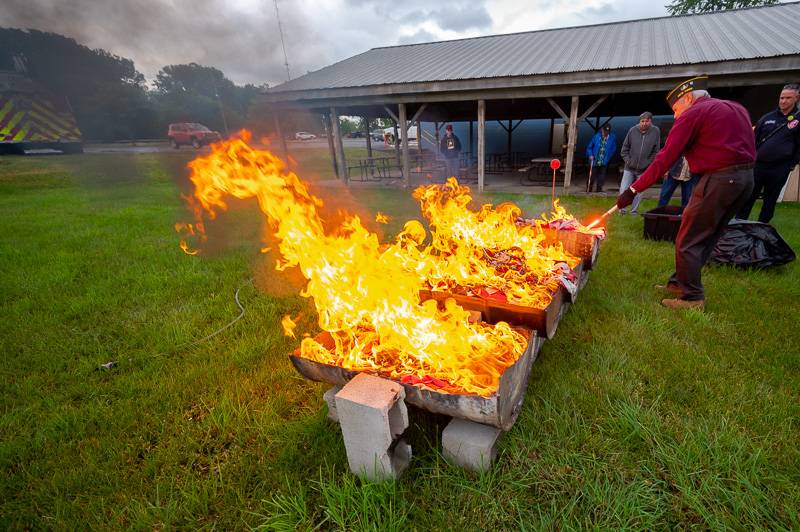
[616,187,636,209]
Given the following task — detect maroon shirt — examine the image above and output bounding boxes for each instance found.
[632,96,756,192]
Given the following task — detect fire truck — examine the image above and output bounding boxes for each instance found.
[0,70,83,154]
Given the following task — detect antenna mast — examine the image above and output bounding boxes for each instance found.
[274,0,291,81]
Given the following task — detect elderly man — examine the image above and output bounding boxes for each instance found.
[615,76,756,309]
[737,83,800,223]
[619,112,660,214]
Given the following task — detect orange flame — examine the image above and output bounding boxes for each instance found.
[281,314,297,338]
[180,131,528,396]
[375,212,389,224]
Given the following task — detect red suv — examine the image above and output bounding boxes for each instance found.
[168,123,221,149]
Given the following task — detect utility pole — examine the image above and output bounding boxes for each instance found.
[274,0,291,81]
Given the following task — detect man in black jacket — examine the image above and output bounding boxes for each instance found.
[737,83,800,223]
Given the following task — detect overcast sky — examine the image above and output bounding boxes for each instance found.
[1,0,670,87]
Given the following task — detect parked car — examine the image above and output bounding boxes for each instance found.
[348,131,364,138]
[168,123,221,149]
[294,131,317,140]
[370,131,385,142]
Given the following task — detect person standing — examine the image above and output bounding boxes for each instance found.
[615,75,756,309]
[737,83,800,223]
[657,156,700,208]
[440,124,462,180]
[585,124,617,192]
[619,112,661,214]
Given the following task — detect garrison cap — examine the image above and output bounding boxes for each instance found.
[666,76,708,107]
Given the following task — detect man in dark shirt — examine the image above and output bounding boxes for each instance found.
[440,124,462,180]
[615,75,756,309]
[737,83,800,223]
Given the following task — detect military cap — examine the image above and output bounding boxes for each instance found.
[666,76,708,107]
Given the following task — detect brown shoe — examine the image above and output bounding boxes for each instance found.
[661,298,704,310]
[655,283,682,296]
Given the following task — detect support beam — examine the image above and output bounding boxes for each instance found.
[330,107,347,183]
[392,120,401,166]
[547,98,569,121]
[417,119,423,155]
[507,119,512,159]
[434,121,440,160]
[399,103,410,188]
[578,95,608,121]
[383,105,398,123]
[363,116,373,178]
[478,99,485,192]
[408,103,427,126]
[469,121,474,159]
[564,96,579,189]
[273,112,289,162]
[324,113,339,179]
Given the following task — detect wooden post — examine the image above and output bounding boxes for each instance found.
[364,116,372,158]
[273,112,288,162]
[548,118,554,156]
[324,112,339,179]
[417,119,423,157]
[434,121,440,160]
[469,120,474,160]
[399,103,410,188]
[330,107,347,183]
[393,121,401,166]
[507,119,512,161]
[478,100,485,192]
[564,96,579,190]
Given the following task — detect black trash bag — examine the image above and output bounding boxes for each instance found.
[710,220,796,268]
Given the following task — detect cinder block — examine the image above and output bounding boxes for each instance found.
[323,385,342,422]
[335,373,411,480]
[442,418,502,472]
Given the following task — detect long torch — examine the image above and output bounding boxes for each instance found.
[586,205,618,229]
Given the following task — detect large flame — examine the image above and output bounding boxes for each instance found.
[181,132,529,396]
[394,179,579,308]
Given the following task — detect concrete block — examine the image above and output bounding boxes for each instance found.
[323,385,342,422]
[335,373,411,480]
[442,418,502,472]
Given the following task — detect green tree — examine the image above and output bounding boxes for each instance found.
[153,63,260,135]
[665,0,778,15]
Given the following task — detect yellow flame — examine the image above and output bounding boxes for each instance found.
[281,314,297,338]
[375,212,389,224]
[181,131,531,396]
[179,240,199,256]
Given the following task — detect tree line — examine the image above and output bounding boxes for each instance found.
[0,28,263,142]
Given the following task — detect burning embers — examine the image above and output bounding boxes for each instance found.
[177,132,603,398]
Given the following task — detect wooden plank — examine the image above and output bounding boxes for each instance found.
[273,112,289,162]
[578,95,607,121]
[330,106,348,183]
[324,112,339,178]
[478,99,485,192]
[363,116,373,177]
[546,98,569,121]
[399,103,410,188]
[564,96,579,189]
[383,104,398,122]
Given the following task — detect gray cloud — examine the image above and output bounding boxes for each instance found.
[0,0,667,88]
[430,5,492,32]
[397,29,438,45]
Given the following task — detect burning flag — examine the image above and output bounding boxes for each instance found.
[180,132,529,396]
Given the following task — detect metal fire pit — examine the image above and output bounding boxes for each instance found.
[419,287,564,339]
[289,330,543,431]
[541,228,602,270]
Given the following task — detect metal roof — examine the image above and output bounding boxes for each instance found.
[269,2,800,94]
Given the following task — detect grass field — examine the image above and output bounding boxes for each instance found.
[1,149,799,530]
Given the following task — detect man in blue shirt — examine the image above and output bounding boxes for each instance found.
[585,124,617,192]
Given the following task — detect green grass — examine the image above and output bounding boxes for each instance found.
[1,150,799,530]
